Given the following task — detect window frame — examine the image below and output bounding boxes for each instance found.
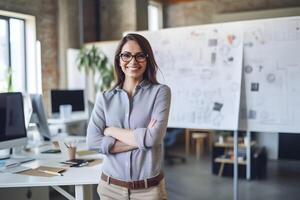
[0,15,11,69]
[0,10,40,94]
[148,1,164,31]
[0,15,27,91]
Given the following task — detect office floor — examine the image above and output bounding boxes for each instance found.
[164,146,300,200]
[50,146,300,200]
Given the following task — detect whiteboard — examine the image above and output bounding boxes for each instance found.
[239,17,300,133]
[139,24,244,130]
[87,17,300,133]
[67,48,85,89]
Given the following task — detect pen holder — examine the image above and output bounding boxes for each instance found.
[52,141,60,149]
[68,147,77,160]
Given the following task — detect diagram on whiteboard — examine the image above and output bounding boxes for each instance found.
[140,24,243,130]
[239,18,300,133]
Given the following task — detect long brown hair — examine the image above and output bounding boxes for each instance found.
[113,33,159,88]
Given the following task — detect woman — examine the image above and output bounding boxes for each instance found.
[87,33,171,200]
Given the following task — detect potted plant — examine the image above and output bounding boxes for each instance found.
[2,67,13,92]
[77,45,114,99]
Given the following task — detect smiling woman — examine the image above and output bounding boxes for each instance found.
[119,40,148,84]
[87,33,171,200]
[113,34,159,89]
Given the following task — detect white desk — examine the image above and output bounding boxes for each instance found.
[48,112,88,125]
[0,140,103,200]
[48,112,89,136]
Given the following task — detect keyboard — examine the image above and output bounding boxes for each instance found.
[4,157,35,168]
[0,165,30,173]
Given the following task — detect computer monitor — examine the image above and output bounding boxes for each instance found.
[30,94,51,141]
[23,93,33,129]
[50,89,85,114]
[0,92,27,150]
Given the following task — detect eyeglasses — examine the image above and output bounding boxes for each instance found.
[119,52,148,62]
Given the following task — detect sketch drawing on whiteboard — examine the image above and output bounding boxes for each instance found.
[240,18,300,133]
[140,24,243,130]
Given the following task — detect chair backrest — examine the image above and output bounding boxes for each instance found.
[164,128,184,147]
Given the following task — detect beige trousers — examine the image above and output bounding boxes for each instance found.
[97,178,168,200]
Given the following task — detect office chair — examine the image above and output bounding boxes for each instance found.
[164,128,186,165]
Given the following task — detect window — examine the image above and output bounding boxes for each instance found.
[148,1,163,31]
[0,10,40,94]
[0,16,26,92]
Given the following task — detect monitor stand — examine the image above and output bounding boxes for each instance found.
[0,147,35,170]
[0,149,10,160]
[0,147,23,160]
[0,146,34,161]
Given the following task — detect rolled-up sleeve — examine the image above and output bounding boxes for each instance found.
[87,92,116,154]
[133,85,171,150]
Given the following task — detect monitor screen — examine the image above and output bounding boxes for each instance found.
[0,92,27,147]
[30,94,51,141]
[51,90,85,113]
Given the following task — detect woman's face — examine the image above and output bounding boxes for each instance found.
[119,40,147,81]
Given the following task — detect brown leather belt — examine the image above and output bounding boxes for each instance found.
[101,172,164,190]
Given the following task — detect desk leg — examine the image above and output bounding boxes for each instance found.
[246,130,251,180]
[52,186,75,200]
[52,185,92,200]
[75,185,84,200]
[75,185,93,200]
[208,132,213,153]
[218,163,225,176]
[185,129,190,156]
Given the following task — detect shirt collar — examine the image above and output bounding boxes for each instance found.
[112,79,151,93]
[138,79,151,89]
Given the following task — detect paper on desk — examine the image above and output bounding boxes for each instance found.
[17,166,67,177]
[87,159,102,167]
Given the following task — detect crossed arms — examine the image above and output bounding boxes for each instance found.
[86,85,171,155]
[104,119,157,154]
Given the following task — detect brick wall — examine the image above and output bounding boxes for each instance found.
[215,0,300,13]
[99,0,137,40]
[164,1,215,27]
[164,0,300,27]
[99,0,148,41]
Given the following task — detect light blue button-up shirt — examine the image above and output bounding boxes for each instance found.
[87,80,171,181]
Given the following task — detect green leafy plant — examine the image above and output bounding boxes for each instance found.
[77,45,114,91]
[6,67,13,92]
